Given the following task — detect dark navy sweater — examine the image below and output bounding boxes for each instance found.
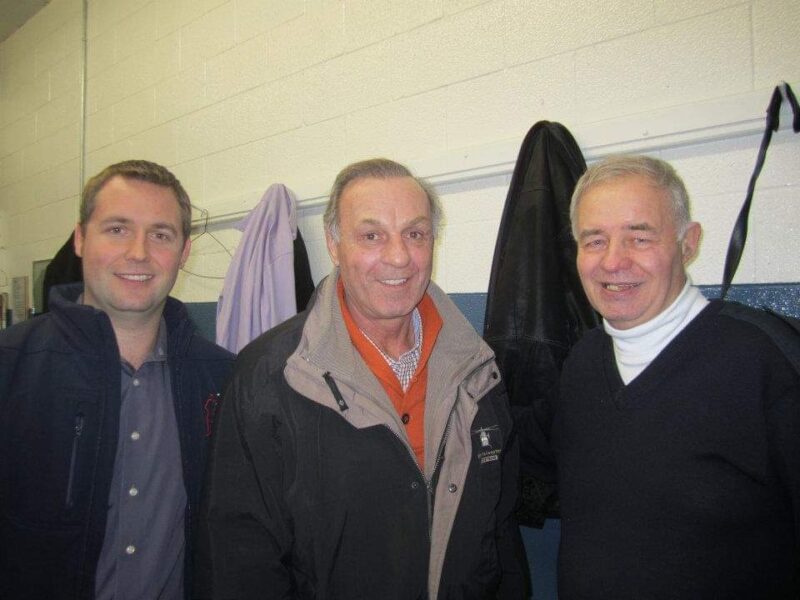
[554,300,799,599]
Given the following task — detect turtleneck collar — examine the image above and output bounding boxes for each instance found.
[604,278,709,384]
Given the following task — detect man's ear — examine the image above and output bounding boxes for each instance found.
[179,236,191,268]
[73,224,84,258]
[325,232,339,267]
[681,222,702,265]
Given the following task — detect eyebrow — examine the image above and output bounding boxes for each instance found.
[626,222,655,232]
[355,216,432,228]
[98,216,179,234]
[403,216,432,229]
[578,228,604,240]
[578,222,655,240]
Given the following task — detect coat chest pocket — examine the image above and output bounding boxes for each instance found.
[4,387,100,527]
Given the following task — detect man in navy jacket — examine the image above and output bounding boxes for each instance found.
[0,160,233,599]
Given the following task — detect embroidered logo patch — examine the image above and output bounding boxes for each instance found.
[472,425,501,464]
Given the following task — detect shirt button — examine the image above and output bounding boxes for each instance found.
[125,545,136,555]
[401,413,410,424]
[132,378,140,387]
[129,486,139,497]
[448,483,458,493]
[410,481,419,490]
[130,431,140,441]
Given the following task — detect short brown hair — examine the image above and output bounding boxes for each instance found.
[80,160,192,240]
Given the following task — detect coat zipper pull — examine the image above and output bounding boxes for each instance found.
[65,413,85,509]
[323,372,349,412]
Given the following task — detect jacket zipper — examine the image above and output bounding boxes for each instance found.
[65,412,85,509]
[425,416,453,532]
[323,370,456,538]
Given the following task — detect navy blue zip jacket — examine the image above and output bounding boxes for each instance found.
[0,283,234,599]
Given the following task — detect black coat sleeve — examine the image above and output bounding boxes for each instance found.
[495,414,533,599]
[193,359,296,599]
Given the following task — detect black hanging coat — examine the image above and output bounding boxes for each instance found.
[483,121,599,527]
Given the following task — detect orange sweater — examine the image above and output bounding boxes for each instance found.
[338,282,442,470]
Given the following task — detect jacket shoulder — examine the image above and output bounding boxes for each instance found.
[563,325,606,360]
[718,301,800,375]
[0,313,59,353]
[235,311,307,379]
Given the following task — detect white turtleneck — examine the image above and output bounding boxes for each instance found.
[604,279,709,384]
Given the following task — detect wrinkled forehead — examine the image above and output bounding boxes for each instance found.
[580,174,671,213]
[340,176,431,219]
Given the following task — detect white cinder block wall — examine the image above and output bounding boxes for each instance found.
[1,0,799,310]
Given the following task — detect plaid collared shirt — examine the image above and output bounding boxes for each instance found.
[361,308,422,392]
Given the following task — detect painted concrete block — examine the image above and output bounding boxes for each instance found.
[180,2,235,70]
[444,0,493,16]
[1,115,36,157]
[264,118,347,197]
[155,64,206,124]
[113,88,156,141]
[203,138,271,206]
[87,28,116,77]
[575,6,751,123]
[234,0,303,43]
[751,185,800,283]
[36,93,81,141]
[753,0,800,89]
[84,140,134,178]
[48,51,82,101]
[36,158,80,207]
[654,0,740,24]
[171,158,205,206]
[503,0,652,68]
[0,177,37,215]
[0,152,24,189]
[302,41,398,124]
[344,90,448,163]
[445,55,576,152]
[127,122,180,167]
[205,34,269,105]
[114,2,158,64]
[343,0,442,52]
[267,1,346,81]
[86,107,114,152]
[391,4,505,100]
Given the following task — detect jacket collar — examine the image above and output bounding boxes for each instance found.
[49,283,193,358]
[285,271,499,429]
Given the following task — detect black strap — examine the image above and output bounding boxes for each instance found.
[721,83,799,299]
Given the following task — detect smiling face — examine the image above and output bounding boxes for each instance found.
[74,175,190,328]
[326,176,434,337]
[575,174,701,330]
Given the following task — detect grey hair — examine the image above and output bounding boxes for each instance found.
[81,159,192,240]
[570,154,692,240]
[323,158,442,241]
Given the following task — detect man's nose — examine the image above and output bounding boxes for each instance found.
[600,239,631,271]
[383,235,411,267]
[125,232,149,261]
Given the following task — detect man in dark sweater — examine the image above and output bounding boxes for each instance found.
[554,154,799,598]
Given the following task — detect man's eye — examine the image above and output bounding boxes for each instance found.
[153,232,172,242]
[584,239,604,249]
[363,232,379,241]
[107,226,124,234]
[407,230,427,240]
